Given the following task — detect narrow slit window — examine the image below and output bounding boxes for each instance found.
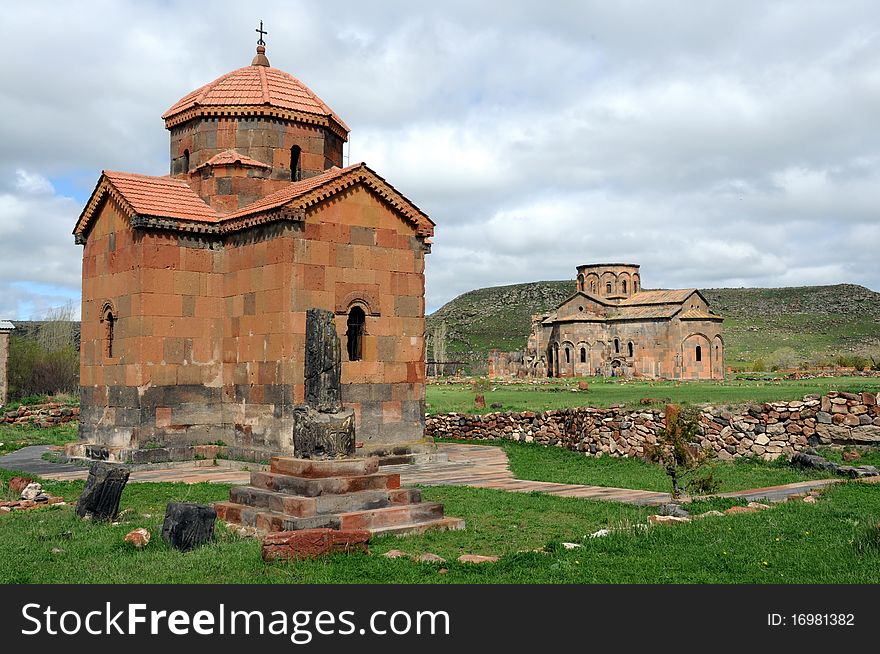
[622,279,628,294]
[696,345,702,362]
[182,149,190,174]
[628,342,634,357]
[346,306,365,361]
[103,307,116,359]
[565,348,570,364]
[291,145,302,181]
[580,347,586,363]
[614,338,620,353]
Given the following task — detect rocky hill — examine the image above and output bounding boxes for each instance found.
[427,282,880,371]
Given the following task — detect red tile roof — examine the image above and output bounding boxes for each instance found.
[679,309,722,320]
[196,150,271,171]
[162,65,349,133]
[228,163,435,237]
[102,171,220,222]
[74,164,434,240]
[618,289,697,305]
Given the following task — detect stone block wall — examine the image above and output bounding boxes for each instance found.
[426,391,880,460]
[79,182,428,462]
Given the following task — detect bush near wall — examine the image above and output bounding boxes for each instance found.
[426,392,880,461]
[6,336,79,401]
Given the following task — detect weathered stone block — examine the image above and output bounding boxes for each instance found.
[76,462,130,521]
[261,528,370,561]
[292,405,355,459]
[304,308,342,412]
[161,502,216,552]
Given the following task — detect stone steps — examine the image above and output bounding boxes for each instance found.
[249,470,400,497]
[369,516,466,537]
[228,486,421,517]
[216,455,464,538]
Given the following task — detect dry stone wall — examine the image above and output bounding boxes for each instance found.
[426,391,880,460]
[3,403,80,427]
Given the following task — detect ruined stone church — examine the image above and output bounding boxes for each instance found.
[70,41,434,463]
[491,263,724,380]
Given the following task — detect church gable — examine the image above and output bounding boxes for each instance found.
[555,292,607,320]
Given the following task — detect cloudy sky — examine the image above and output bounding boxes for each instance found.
[1,0,879,319]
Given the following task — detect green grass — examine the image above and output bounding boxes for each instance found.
[0,422,79,456]
[438,438,835,493]
[817,446,880,468]
[1,467,879,583]
[426,376,880,414]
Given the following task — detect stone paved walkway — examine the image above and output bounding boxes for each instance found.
[1,443,842,506]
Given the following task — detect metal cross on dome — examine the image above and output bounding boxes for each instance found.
[256,20,268,46]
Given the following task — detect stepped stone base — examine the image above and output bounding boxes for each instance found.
[215,455,464,537]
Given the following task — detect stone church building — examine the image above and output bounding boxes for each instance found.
[69,42,434,463]
[491,263,724,380]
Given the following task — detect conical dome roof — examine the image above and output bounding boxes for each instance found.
[161,47,349,138]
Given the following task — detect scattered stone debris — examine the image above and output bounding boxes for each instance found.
[658,503,690,518]
[383,549,408,559]
[647,514,691,525]
[438,568,448,574]
[124,528,151,549]
[489,402,503,409]
[457,554,499,564]
[842,450,861,462]
[695,510,725,519]
[261,528,369,561]
[474,394,486,409]
[589,529,611,538]
[791,450,879,479]
[724,505,759,515]
[76,462,130,521]
[161,503,217,552]
[21,482,49,502]
[747,502,771,510]
[417,553,446,564]
[561,542,582,549]
[802,495,817,504]
[9,477,34,495]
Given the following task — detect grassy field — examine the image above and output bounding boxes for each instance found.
[1,468,879,583]
[0,422,78,456]
[425,376,880,414]
[457,438,837,493]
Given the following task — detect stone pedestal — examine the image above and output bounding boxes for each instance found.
[216,455,464,537]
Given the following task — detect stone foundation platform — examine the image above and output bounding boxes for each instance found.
[215,455,464,537]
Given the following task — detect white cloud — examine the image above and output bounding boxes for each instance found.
[0,0,879,318]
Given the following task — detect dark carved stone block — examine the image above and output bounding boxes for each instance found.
[161,502,216,552]
[304,308,342,412]
[76,462,130,521]
[293,406,355,459]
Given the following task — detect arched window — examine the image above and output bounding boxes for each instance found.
[622,279,628,294]
[182,149,190,174]
[577,274,584,292]
[606,282,612,294]
[590,281,596,293]
[580,347,586,363]
[628,342,634,357]
[696,345,702,362]
[102,305,116,359]
[565,348,571,364]
[346,306,365,361]
[614,338,620,354]
[634,280,639,292]
[291,145,302,181]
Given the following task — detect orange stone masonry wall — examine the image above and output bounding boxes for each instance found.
[73,47,433,463]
